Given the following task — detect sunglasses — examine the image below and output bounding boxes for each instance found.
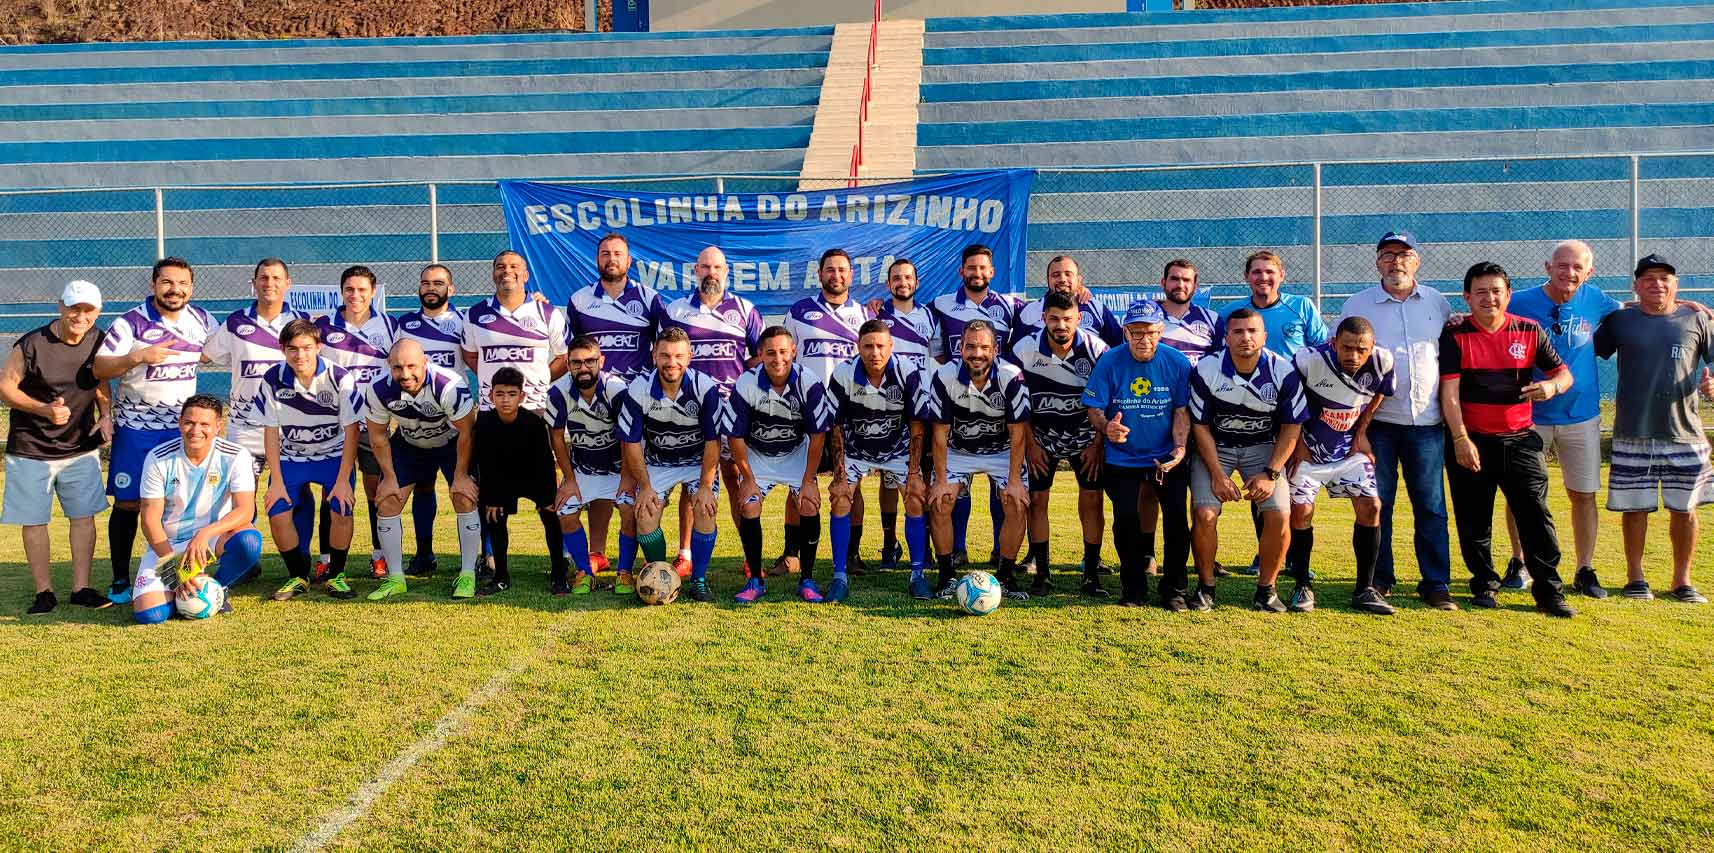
[1551,304,1565,336]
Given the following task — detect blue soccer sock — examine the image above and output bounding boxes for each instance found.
[905,513,928,579]
[988,488,1005,556]
[291,492,316,559]
[563,527,592,576]
[214,529,264,587]
[830,513,852,581]
[952,491,971,553]
[617,532,638,575]
[412,487,437,559]
[691,529,717,581]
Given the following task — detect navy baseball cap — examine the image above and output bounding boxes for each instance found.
[1122,298,1165,326]
[1634,253,1676,276]
[1376,231,1418,251]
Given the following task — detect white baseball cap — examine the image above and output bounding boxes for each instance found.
[60,280,102,310]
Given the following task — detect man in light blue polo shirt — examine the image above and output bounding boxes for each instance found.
[1214,250,1329,358]
[1503,239,1619,598]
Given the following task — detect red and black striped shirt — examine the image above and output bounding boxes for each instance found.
[1438,314,1567,437]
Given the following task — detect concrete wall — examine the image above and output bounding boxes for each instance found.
[650,0,1120,31]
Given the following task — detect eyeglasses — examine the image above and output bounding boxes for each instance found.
[567,357,601,368]
[1378,250,1418,263]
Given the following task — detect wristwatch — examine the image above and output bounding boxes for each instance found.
[1261,466,1281,481]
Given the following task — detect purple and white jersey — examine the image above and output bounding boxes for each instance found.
[201,301,310,433]
[547,372,628,477]
[253,359,364,463]
[615,367,731,470]
[1160,302,1220,361]
[784,295,872,391]
[1011,328,1109,459]
[363,365,474,450]
[461,296,568,412]
[1188,350,1308,449]
[930,288,1020,363]
[100,300,215,431]
[565,280,667,382]
[1013,295,1124,350]
[662,291,763,389]
[315,309,395,390]
[828,355,922,465]
[395,307,466,372]
[876,301,942,374]
[1293,343,1394,464]
[728,364,835,460]
[919,360,1029,458]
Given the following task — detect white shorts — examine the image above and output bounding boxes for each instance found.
[617,466,717,506]
[132,541,196,599]
[1533,418,1602,494]
[558,472,623,515]
[1289,455,1379,505]
[1607,439,1714,513]
[1,451,107,525]
[743,447,811,505]
[844,455,911,488]
[944,449,1027,493]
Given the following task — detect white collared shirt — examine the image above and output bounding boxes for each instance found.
[1337,283,1452,426]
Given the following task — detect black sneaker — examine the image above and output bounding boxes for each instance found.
[1536,593,1575,618]
[1501,557,1528,590]
[1669,585,1708,604]
[1420,588,1459,611]
[949,549,968,571]
[1187,584,1216,612]
[1288,583,1316,613]
[687,577,714,603]
[1212,561,1231,578]
[68,587,112,609]
[1119,598,1144,608]
[1573,567,1608,599]
[880,542,902,570]
[25,591,56,615]
[1253,585,1286,613]
[1080,574,1108,597]
[847,554,869,577]
[1160,592,1188,612]
[1621,579,1655,600]
[476,577,511,597]
[1001,583,1030,602]
[1029,576,1052,597]
[1351,587,1395,615]
[1471,590,1499,609]
[550,575,572,596]
[934,576,959,600]
[406,553,439,578]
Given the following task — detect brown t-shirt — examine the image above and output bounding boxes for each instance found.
[7,322,105,460]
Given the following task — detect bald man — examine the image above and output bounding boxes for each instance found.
[364,339,482,600]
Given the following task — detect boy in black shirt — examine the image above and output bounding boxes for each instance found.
[471,368,576,595]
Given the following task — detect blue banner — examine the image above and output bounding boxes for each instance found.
[609,0,648,32]
[498,169,1036,315]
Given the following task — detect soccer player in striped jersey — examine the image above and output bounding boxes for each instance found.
[546,336,631,596]
[728,326,835,603]
[828,320,932,598]
[871,258,940,570]
[566,233,667,384]
[93,257,214,606]
[614,328,730,603]
[1011,291,1110,597]
[462,250,568,413]
[365,339,480,601]
[1286,317,1397,615]
[130,396,264,624]
[316,265,397,579]
[394,263,469,576]
[923,320,1033,600]
[258,319,364,602]
[1012,255,1123,349]
[1157,259,1219,361]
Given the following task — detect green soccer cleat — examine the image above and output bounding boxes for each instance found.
[572,574,593,596]
[452,573,476,600]
[325,573,357,600]
[367,577,408,601]
[271,577,309,601]
[614,570,635,596]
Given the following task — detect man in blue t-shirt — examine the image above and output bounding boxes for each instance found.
[1081,300,1192,609]
[1214,250,1329,358]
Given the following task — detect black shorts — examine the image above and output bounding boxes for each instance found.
[356,436,382,477]
[1029,454,1102,493]
[818,440,838,476]
[475,471,555,516]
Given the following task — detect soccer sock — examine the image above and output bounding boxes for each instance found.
[881,511,898,554]
[639,528,667,564]
[952,492,971,553]
[108,507,138,583]
[1029,540,1050,580]
[848,524,863,563]
[830,513,852,580]
[456,511,481,576]
[318,496,333,556]
[781,522,801,564]
[1288,526,1315,585]
[617,531,638,575]
[563,527,592,576]
[1082,540,1103,575]
[412,488,437,562]
[330,547,350,575]
[905,514,928,578]
[282,547,311,581]
[998,556,1018,588]
[988,490,1004,556]
[738,517,765,581]
[214,529,264,587]
[377,514,405,581]
[482,515,510,581]
[367,500,381,558]
[799,513,821,583]
[292,493,316,559]
[540,511,568,581]
[690,528,717,581]
[937,553,955,586]
[1354,524,1379,591]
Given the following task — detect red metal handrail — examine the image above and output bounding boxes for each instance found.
[850,0,883,187]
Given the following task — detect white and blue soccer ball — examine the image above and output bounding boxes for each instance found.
[955,570,1003,616]
[175,575,226,620]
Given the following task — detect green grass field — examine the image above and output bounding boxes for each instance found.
[3,462,1713,851]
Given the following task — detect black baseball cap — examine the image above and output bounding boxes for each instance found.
[1634,253,1676,276]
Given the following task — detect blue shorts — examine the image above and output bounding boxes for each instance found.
[393,437,456,489]
[107,427,179,501]
[269,457,355,518]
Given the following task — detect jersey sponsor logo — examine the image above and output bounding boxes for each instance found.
[284,423,341,444]
[571,431,617,449]
[476,314,496,325]
[240,360,276,379]
[749,424,800,443]
[349,366,384,383]
[427,351,457,368]
[1033,393,1086,415]
[326,331,348,344]
[802,340,857,359]
[1508,342,1526,359]
[142,328,166,341]
[649,430,704,450]
[1216,414,1272,435]
[482,345,538,364]
[404,320,422,330]
[596,332,642,352]
[236,324,257,336]
[848,418,898,441]
[954,420,1006,440]
[115,472,132,489]
[1320,408,1359,432]
[803,310,825,321]
[145,362,198,382]
[691,340,740,361]
[275,388,297,400]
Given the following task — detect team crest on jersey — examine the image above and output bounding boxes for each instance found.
[622,300,646,318]
[326,332,347,344]
[404,320,421,330]
[142,328,165,341]
[986,304,1008,321]
[1255,383,1278,403]
[722,310,743,326]
[683,399,700,418]
[316,390,337,408]
[1072,359,1092,377]
[207,471,221,488]
[882,385,904,404]
[1130,377,1152,396]
[237,324,257,336]
[1508,342,1526,359]
[985,387,1006,407]
[804,310,825,321]
[115,472,132,488]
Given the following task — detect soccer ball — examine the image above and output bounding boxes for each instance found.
[636,561,681,605]
[175,575,225,620]
[955,570,1003,615]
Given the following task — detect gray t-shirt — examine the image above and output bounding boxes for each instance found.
[1594,305,1714,442]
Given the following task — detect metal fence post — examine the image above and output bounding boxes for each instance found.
[715,176,725,194]
[1629,155,1641,271]
[153,187,166,260]
[1311,162,1323,312]
[428,183,440,264]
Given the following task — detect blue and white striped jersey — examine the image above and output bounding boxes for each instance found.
[1013,295,1124,350]
[1010,328,1109,459]
[828,355,923,465]
[785,295,873,391]
[929,289,1020,364]
[315,308,395,390]
[1293,343,1394,464]
[875,301,942,374]
[919,360,1030,457]
[1187,350,1309,448]
[139,436,255,545]
[1160,302,1220,362]
[547,372,629,477]
[728,364,834,459]
[662,292,764,389]
[201,301,310,432]
[363,365,474,450]
[462,296,568,412]
[565,280,667,383]
[99,300,215,431]
[395,307,466,372]
[615,367,731,469]
[253,360,365,463]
